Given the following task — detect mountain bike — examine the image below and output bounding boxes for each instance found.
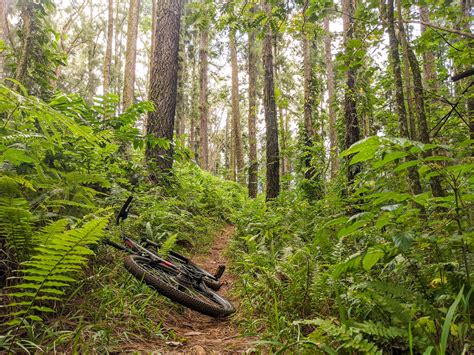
[104,196,235,318]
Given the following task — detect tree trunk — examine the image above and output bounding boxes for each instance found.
[229,29,245,184]
[397,5,445,197]
[397,3,417,140]
[122,0,140,110]
[113,3,125,108]
[198,28,209,170]
[189,30,199,158]
[262,0,280,200]
[15,5,33,87]
[342,0,360,185]
[0,0,8,79]
[303,33,318,187]
[324,16,338,179]
[103,0,113,95]
[386,0,422,195]
[225,110,231,179]
[86,5,97,103]
[175,12,187,137]
[230,111,236,181]
[418,6,438,93]
[145,0,183,179]
[247,12,258,197]
[147,0,157,90]
[460,0,474,141]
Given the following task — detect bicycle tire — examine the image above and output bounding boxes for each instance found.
[167,251,222,291]
[123,255,235,318]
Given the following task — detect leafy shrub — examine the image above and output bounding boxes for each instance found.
[231,136,473,353]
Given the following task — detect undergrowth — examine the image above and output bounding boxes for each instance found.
[230,137,473,354]
[0,84,245,352]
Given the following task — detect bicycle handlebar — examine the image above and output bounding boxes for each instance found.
[116,195,133,225]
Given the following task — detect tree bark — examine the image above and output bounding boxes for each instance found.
[198,28,209,170]
[397,3,417,140]
[145,0,183,179]
[230,111,236,181]
[0,0,8,79]
[303,32,318,188]
[342,0,360,185]
[459,0,474,141]
[189,30,199,158]
[324,16,338,179]
[262,0,280,200]
[122,0,140,109]
[247,11,258,197]
[113,2,125,106]
[418,6,438,94]
[386,0,422,195]
[398,7,445,197]
[175,12,187,137]
[225,110,231,179]
[15,5,33,87]
[230,29,245,184]
[103,0,113,95]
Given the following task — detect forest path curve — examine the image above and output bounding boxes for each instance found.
[129,225,257,354]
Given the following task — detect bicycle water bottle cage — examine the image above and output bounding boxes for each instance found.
[116,195,133,225]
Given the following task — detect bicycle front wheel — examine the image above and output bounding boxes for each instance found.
[123,255,235,318]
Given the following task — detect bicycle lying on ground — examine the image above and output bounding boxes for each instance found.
[104,196,235,318]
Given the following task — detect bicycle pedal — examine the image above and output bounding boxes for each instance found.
[214,265,225,279]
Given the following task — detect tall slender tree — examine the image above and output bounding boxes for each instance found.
[324,16,338,179]
[302,0,319,195]
[342,0,360,184]
[122,0,140,109]
[247,4,258,197]
[262,0,280,200]
[103,0,113,95]
[397,2,445,197]
[15,4,33,87]
[0,0,8,78]
[229,28,245,184]
[385,0,422,194]
[198,24,209,170]
[145,0,184,179]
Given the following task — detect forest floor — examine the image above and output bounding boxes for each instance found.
[123,225,258,354]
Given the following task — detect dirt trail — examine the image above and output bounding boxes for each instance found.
[137,225,257,354]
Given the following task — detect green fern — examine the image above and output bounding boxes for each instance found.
[3,216,108,327]
[158,234,178,257]
[0,177,33,260]
[352,320,406,340]
[0,84,99,145]
[296,318,382,354]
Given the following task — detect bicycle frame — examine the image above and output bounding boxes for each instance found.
[106,195,218,283]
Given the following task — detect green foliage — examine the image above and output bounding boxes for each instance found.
[3,217,108,326]
[0,83,151,351]
[231,135,473,353]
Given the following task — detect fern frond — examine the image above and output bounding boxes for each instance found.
[352,320,406,339]
[296,318,382,354]
[4,217,108,327]
[0,84,99,145]
[0,197,32,261]
[159,234,178,256]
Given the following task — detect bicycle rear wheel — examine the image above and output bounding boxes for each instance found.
[123,255,235,318]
